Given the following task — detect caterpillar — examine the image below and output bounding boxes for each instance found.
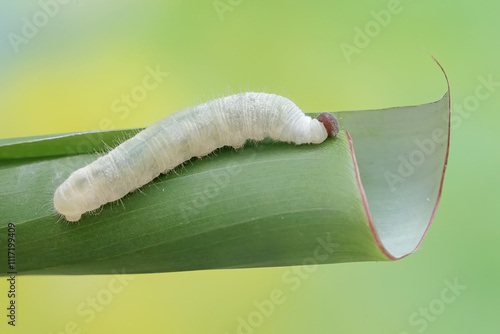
[53,92,339,222]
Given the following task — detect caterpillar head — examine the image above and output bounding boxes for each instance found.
[316,112,339,138]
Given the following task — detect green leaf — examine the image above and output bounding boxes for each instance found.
[334,91,450,259]
[0,77,450,276]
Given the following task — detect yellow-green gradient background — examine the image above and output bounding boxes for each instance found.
[1,0,499,333]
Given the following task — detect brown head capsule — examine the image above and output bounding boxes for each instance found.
[316,112,339,138]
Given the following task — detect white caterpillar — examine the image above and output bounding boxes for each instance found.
[54,92,339,221]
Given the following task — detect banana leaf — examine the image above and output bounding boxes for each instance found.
[0,65,450,276]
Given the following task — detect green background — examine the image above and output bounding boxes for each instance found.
[1,0,498,333]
